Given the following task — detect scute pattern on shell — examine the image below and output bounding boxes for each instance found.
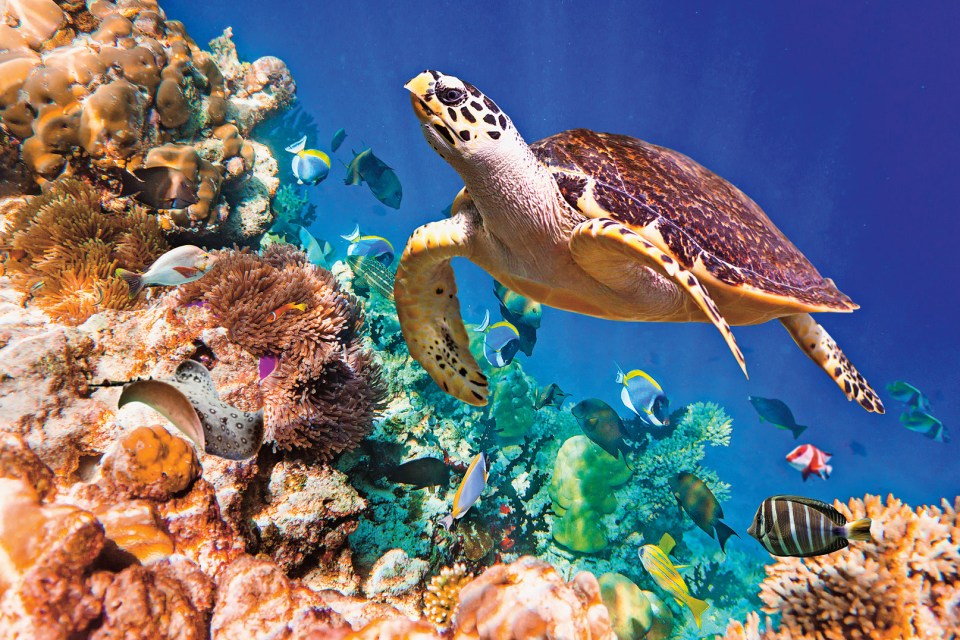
[533,129,856,309]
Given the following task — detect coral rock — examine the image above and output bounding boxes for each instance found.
[95,499,175,567]
[2,0,67,49]
[0,432,57,500]
[101,425,201,501]
[78,78,146,159]
[363,548,429,599]
[452,556,616,640]
[331,618,443,640]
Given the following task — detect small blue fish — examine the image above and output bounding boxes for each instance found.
[341,225,394,266]
[849,440,867,457]
[441,452,488,529]
[285,135,330,185]
[616,366,670,427]
[296,225,333,267]
[477,312,521,368]
[901,410,949,443]
[748,396,808,440]
[331,128,347,153]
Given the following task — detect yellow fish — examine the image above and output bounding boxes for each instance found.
[639,533,709,628]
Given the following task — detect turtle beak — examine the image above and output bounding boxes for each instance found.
[405,71,439,121]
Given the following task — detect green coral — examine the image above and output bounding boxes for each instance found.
[548,435,632,553]
[489,364,536,439]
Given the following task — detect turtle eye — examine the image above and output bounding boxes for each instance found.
[438,87,465,106]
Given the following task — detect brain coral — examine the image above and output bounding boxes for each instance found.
[178,245,385,458]
[757,494,960,639]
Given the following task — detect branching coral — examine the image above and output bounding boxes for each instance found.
[0,178,168,324]
[178,245,385,457]
[423,563,473,630]
[757,494,960,639]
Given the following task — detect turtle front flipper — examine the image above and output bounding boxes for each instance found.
[395,215,489,405]
[780,314,884,414]
[570,218,748,377]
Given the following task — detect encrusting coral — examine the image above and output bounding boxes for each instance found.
[178,245,386,457]
[755,493,960,639]
[0,178,168,324]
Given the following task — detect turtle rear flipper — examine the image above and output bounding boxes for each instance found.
[780,314,884,413]
[570,218,748,377]
[395,215,489,405]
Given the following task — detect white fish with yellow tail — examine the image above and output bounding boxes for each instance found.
[286,135,331,185]
[116,245,216,297]
[639,532,710,629]
[616,365,670,427]
[440,452,488,529]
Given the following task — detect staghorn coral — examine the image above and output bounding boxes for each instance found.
[0,179,168,324]
[178,246,385,458]
[423,563,473,630]
[757,493,960,639]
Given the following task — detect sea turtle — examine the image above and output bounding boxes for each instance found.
[396,70,883,414]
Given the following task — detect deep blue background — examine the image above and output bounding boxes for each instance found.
[166,1,959,527]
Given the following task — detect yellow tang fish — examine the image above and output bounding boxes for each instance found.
[639,533,709,628]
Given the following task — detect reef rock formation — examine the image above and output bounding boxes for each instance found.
[0,0,294,246]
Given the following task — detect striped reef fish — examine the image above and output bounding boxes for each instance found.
[440,452,488,530]
[748,495,873,557]
[347,254,396,301]
[785,444,832,481]
[639,533,710,629]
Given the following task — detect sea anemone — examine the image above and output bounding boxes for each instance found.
[178,245,385,458]
[423,563,473,630]
[0,178,168,324]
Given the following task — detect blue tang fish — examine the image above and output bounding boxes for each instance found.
[285,135,330,185]
[476,311,521,368]
[341,225,394,266]
[296,225,333,267]
[748,396,808,440]
[616,366,670,427]
[441,452,488,529]
[330,128,347,153]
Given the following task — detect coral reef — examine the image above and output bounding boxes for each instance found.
[0,0,295,245]
[177,246,386,457]
[423,563,473,630]
[756,494,960,639]
[0,178,168,324]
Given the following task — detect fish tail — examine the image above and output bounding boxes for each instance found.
[115,268,144,297]
[714,520,740,553]
[791,423,809,439]
[822,464,833,479]
[685,594,710,629]
[285,135,307,154]
[341,225,361,242]
[845,517,873,542]
[293,302,307,311]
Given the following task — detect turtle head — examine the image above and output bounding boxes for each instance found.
[405,71,516,165]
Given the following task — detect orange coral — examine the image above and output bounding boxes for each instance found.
[757,494,960,639]
[719,612,775,640]
[100,425,200,501]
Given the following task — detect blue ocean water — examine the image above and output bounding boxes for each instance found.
[168,0,959,533]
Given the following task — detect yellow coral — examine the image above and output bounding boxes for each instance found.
[423,563,473,630]
[103,425,200,501]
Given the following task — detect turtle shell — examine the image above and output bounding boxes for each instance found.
[532,129,855,310]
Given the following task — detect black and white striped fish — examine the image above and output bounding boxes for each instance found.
[747,495,873,557]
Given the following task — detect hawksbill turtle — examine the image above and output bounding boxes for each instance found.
[396,70,883,414]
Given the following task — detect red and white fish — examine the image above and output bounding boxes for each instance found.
[786,444,832,481]
[116,245,216,297]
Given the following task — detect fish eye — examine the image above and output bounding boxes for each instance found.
[438,86,465,106]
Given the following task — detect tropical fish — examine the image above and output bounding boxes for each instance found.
[118,360,263,460]
[346,254,396,301]
[900,410,949,443]
[116,245,216,297]
[387,457,450,488]
[267,302,306,323]
[748,396,808,439]
[786,444,832,481]
[493,280,540,356]
[341,226,395,265]
[639,533,710,629]
[669,472,739,552]
[534,383,569,411]
[331,128,347,152]
[748,495,873,557]
[571,398,629,461]
[285,135,330,185]
[120,166,199,210]
[849,440,867,457]
[344,147,402,209]
[441,452,488,529]
[481,318,521,368]
[616,367,670,428]
[886,380,930,411]
[297,225,334,267]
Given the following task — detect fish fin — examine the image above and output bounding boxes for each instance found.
[772,495,847,526]
[285,135,308,154]
[780,313,885,414]
[657,532,676,555]
[791,423,808,439]
[801,467,811,482]
[673,564,690,570]
[714,520,740,553]
[340,225,361,242]
[119,170,146,196]
[685,595,710,629]
[475,309,490,332]
[845,517,873,542]
[570,218,747,378]
[822,464,833,479]
[115,268,144,297]
[172,266,200,278]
